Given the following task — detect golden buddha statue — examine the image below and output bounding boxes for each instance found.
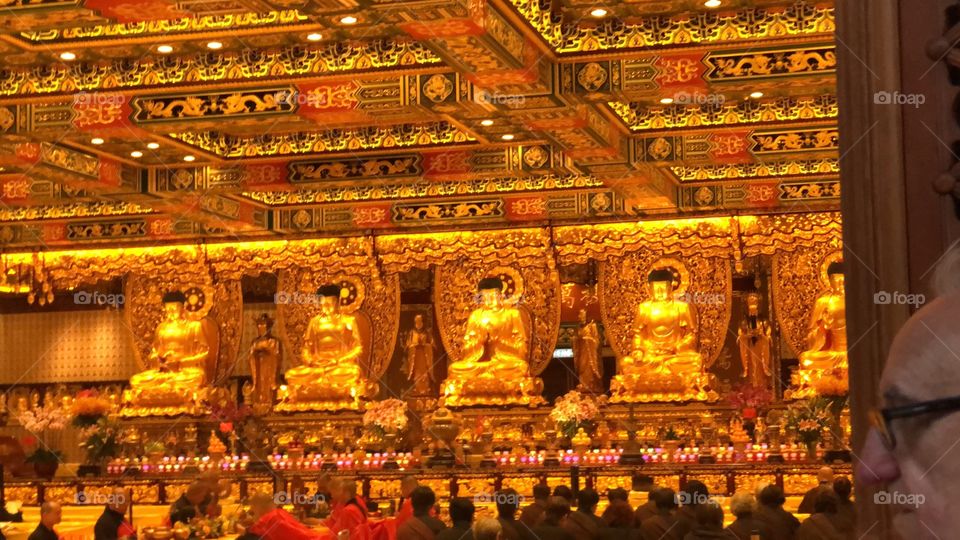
[248,313,281,412]
[123,291,210,416]
[610,269,714,402]
[792,262,848,398]
[737,292,773,389]
[276,284,375,411]
[441,277,543,407]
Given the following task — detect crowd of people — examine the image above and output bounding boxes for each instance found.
[12,467,856,540]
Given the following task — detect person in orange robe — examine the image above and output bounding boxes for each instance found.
[247,492,328,540]
[395,476,419,528]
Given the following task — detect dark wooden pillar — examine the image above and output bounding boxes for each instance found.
[837,0,960,537]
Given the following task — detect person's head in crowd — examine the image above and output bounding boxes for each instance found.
[857,259,960,538]
[652,488,678,513]
[680,480,709,507]
[337,478,359,503]
[544,497,571,525]
[577,488,600,515]
[39,501,62,529]
[532,484,551,503]
[249,492,275,520]
[758,485,787,509]
[695,502,724,532]
[607,488,628,504]
[604,501,635,528]
[833,477,852,502]
[552,485,574,504]
[186,482,209,505]
[813,491,839,515]
[472,518,502,540]
[410,486,436,516]
[400,475,418,498]
[729,492,757,519]
[496,489,520,519]
[632,473,655,492]
[449,497,476,525]
[817,466,834,485]
[108,487,129,514]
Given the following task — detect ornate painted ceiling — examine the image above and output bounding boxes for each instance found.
[0,0,838,248]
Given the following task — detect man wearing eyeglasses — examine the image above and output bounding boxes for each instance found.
[858,257,960,538]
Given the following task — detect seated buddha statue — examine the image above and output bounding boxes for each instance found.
[124,291,209,414]
[441,277,543,407]
[793,261,848,397]
[277,284,375,411]
[611,269,713,402]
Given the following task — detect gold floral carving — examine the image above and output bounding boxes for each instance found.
[610,95,838,132]
[375,228,553,274]
[772,245,842,357]
[599,250,731,367]
[275,268,399,379]
[509,0,834,53]
[670,159,839,182]
[123,271,242,384]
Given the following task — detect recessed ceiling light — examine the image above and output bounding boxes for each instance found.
[480,119,494,127]
[130,151,143,158]
[157,45,173,54]
[749,91,765,99]
[147,142,160,149]
[183,155,196,162]
[660,97,674,105]
[501,134,515,141]
[206,41,223,50]
[590,8,608,17]
[90,137,104,145]
[340,15,358,25]
[704,0,722,7]
[59,52,76,61]
[307,33,323,42]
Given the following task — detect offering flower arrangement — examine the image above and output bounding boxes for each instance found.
[784,397,833,445]
[549,390,605,439]
[79,416,122,465]
[362,399,408,438]
[725,383,773,418]
[71,389,113,427]
[16,402,69,463]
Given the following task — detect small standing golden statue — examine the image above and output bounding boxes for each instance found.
[792,262,848,398]
[737,293,773,389]
[441,277,544,407]
[248,313,281,412]
[276,284,376,411]
[610,269,714,403]
[123,291,212,416]
[404,314,436,396]
[572,309,603,394]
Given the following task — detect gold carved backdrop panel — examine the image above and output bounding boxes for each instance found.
[599,251,732,368]
[773,245,842,357]
[434,259,561,376]
[123,273,242,384]
[275,268,400,379]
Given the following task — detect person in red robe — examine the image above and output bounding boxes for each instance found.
[247,492,327,540]
[325,478,371,539]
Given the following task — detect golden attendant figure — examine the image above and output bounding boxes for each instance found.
[737,293,773,389]
[404,314,436,396]
[248,313,281,411]
[572,309,603,394]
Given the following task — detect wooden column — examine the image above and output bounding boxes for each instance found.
[837,0,960,537]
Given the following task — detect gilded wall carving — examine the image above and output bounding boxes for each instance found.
[598,250,731,368]
[274,268,399,380]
